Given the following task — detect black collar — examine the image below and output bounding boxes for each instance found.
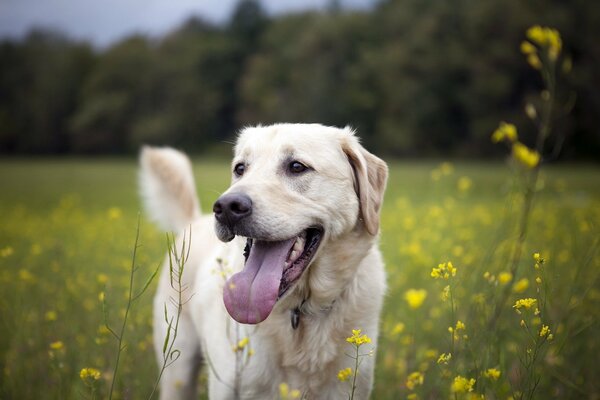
[290,299,306,330]
[290,299,335,329]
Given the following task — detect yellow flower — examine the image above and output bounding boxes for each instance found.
[406,371,424,390]
[233,337,250,352]
[107,207,122,220]
[526,25,546,45]
[391,322,405,335]
[97,274,109,284]
[513,298,537,314]
[441,285,451,302]
[536,277,542,284]
[455,321,466,331]
[279,382,300,398]
[437,353,452,365]
[498,272,513,285]
[526,26,562,61]
[80,367,101,381]
[404,289,427,309]
[491,122,518,143]
[512,142,540,168]
[431,262,457,280]
[0,246,14,258]
[19,269,35,283]
[533,252,545,269]
[45,311,58,321]
[483,368,501,380]
[539,325,551,337]
[512,278,530,293]
[451,376,476,393]
[346,329,372,346]
[49,341,64,350]
[457,177,472,192]
[337,367,352,382]
[527,54,542,70]
[520,40,537,55]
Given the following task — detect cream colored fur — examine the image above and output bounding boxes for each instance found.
[140,124,388,400]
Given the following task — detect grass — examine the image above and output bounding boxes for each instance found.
[0,158,598,399]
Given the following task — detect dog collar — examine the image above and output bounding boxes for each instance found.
[290,299,335,329]
[291,307,301,329]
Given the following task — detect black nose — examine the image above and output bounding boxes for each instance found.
[213,193,252,227]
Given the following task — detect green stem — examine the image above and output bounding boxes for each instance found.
[108,217,141,400]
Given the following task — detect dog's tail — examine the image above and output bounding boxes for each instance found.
[139,146,201,232]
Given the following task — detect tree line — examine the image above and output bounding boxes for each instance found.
[0,0,598,158]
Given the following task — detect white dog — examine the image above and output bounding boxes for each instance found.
[140,123,388,399]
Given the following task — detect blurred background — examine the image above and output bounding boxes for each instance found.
[1,0,599,160]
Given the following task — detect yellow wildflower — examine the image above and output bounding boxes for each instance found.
[391,322,405,335]
[80,367,101,381]
[233,337,250,352]
[539,325,551,337]
[457,177,472,192]
[536,277,542,284]
[455,321,466,331]
[491,122,518,143]
[346,329,372,346]
[404,289,427,309]
[49,341,64,350]
[437,353,452,365]
[45,311,57,321]
[431,262,457,280]
[107,207,122,220]
[498,272,513,285]
[483,368,501,380]
[527,54,542,70]
[512,142,540,168]
[525,26,562,61]
[0,246,13,258]
[520,41,537,55]
[451,376,476,393]
[441,285,451,302]
[337,367,352,382]
[406,371,424,390]
[19,269,35,283]
[512,278,530,293]
[533,253,545,269]
[513,298,537,314]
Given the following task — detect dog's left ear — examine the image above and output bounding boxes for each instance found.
[343,139,388,235]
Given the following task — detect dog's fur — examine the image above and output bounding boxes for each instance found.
[140,123,388,399]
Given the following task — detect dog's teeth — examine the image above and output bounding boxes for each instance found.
[286,235,306,266]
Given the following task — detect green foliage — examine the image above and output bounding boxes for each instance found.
[0,1,599,157]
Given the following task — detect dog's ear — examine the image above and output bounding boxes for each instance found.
[343,139,388,235]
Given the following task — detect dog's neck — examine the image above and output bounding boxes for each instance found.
[287,228,376,329]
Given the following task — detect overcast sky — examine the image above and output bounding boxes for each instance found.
[0,0,376,47]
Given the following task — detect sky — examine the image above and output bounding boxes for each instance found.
[0,0,376,47]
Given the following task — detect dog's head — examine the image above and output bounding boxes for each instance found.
[214,124,388,324]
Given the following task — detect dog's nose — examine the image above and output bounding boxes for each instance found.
[213,193,252,226]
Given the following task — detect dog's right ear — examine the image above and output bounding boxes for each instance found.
[342,137,388,236]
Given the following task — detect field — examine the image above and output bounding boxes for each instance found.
[0,158,598,399]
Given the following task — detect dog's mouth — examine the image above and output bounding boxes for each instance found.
[223,227,323,324]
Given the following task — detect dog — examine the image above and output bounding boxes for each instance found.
[139,123,388,399]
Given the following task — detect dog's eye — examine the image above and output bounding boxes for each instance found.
[234,163,245,177]
[289,161,308,174]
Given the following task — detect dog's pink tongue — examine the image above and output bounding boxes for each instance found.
[223,238,295,324]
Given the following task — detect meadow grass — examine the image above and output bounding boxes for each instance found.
[0,158,598,399]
